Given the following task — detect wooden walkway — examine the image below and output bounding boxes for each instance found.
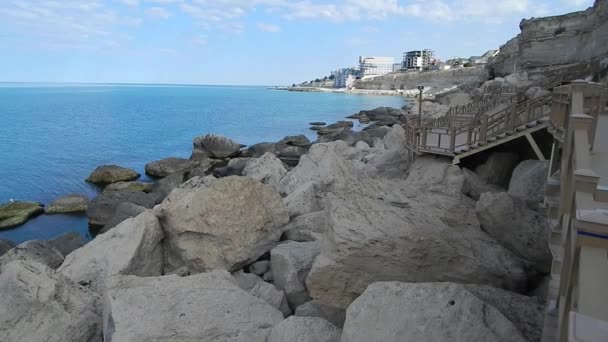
[405,60,603,164]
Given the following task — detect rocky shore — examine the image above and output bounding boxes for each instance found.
[0,77,554,340]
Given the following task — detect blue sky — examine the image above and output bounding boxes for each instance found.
[0,0,595,85]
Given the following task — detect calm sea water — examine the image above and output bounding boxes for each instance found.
[0,84,404,243]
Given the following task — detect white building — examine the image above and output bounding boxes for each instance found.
[403,49,435,71]
[334,68,359,88]
[392,63,403,72]
[358,56,395,77]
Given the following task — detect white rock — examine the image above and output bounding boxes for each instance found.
[476,192,552,273]
[0,260,101,342]
[157,176,289,273]
[283,181,322,218]
[295,300,346,327]
[306,177,528,309]
[249,281,292,317]
[354,141,370,152]
[268,316,341,342]
[279,141,367,195]
[58,210,163,292]
[508,159,549,206]
[103,270,284,341]
[340,282,542,342]
[406,155,464,194]
[282,211,327,242]
[271,241,320,308]
[242,152,287,192]
[250,260,270,275]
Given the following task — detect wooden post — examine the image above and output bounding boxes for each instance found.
[480,116,488,144]
[449,128,456,153]
[421,127,427,149]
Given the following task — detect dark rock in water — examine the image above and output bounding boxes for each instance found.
[145,157,196,178]
[86,189,155,227]
[0,240,64,269]
[317,128,371,146]
[86,165,140,185]
[244,142,290,158]
[326,121,353,129]
[309,122,326,126]
[45,194,88,215]
[0,201,44,230]
[192,134,241,159]
[362,125,390,140]
[316,127,343,136]
[309,126,323,131]
[0,239,15,257]
[105,181,152,192]
[99,202,147,235]
[278,135,311,147]
[48,232,86,257]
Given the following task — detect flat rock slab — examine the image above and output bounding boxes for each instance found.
[0,240,64,270]
[341,282,543,342]
[0,201,44,230]
[86,165,140,185]
[0,260,101,342]
[267,316,340,342]
[45,194,88,215]
[103,270,283,341]
[105,181,152,192]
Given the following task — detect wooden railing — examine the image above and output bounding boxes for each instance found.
[544,80,607,342]
[406,92,552,156]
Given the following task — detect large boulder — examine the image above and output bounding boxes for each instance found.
[157,176,289,273]
[279,141,369,195]
[86,189,156,227]
[102,271,284,341]
[268,316,341,342]
[192,134,241,159]
[306,177,528,309]
[232,271,291,317]
[144,157,196,178]
[283,182,322,218]
[283,211,326,242]
[295,300,346,328]
[98,202,147,234]
[0,261,101,342]
[0,239,15,257]
[243,142,289,158]
[508,160,550,206]
[0,240,64,270]
[474,152,519,187]
[0,201,44,230]
[48,232,86,257]
[340,282,543,342]
[241,152,287,192]
[44,194,88,215]
[149,171,187,203]
[58,210,164,292]
[278,146,309,166]
[461,168,503,200]
[405,155,464,194]
[85,165,140,185]
[476,192,552,273]
[271,241,320,308]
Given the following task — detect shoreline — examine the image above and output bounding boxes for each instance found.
[270,86,416,97]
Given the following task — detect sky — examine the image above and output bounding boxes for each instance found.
[0,0,596,85]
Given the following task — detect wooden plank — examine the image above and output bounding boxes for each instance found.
[525,133,546,160]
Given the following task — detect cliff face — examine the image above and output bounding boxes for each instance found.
[489,0,608,76]
[353,67,488,93]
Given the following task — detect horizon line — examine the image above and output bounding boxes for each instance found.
[0,81,283,87]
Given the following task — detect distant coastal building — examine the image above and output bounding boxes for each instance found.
[392,63,403,72]
[402,49,435,71]
[333,68,359,88]
[358,56,395,77]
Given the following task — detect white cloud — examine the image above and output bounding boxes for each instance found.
[257,22,281,32]
[145,6,172,18]
[119,0,139,6]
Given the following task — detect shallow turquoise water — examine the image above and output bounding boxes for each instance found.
[0,84,404,243]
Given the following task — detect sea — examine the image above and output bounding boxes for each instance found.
[0,84,405,243]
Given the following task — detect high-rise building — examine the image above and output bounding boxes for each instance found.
[358,56,395,77]
[403,49,435,71]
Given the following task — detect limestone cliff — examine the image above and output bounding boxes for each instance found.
[352,66,488,94]
[489,0,607,77]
